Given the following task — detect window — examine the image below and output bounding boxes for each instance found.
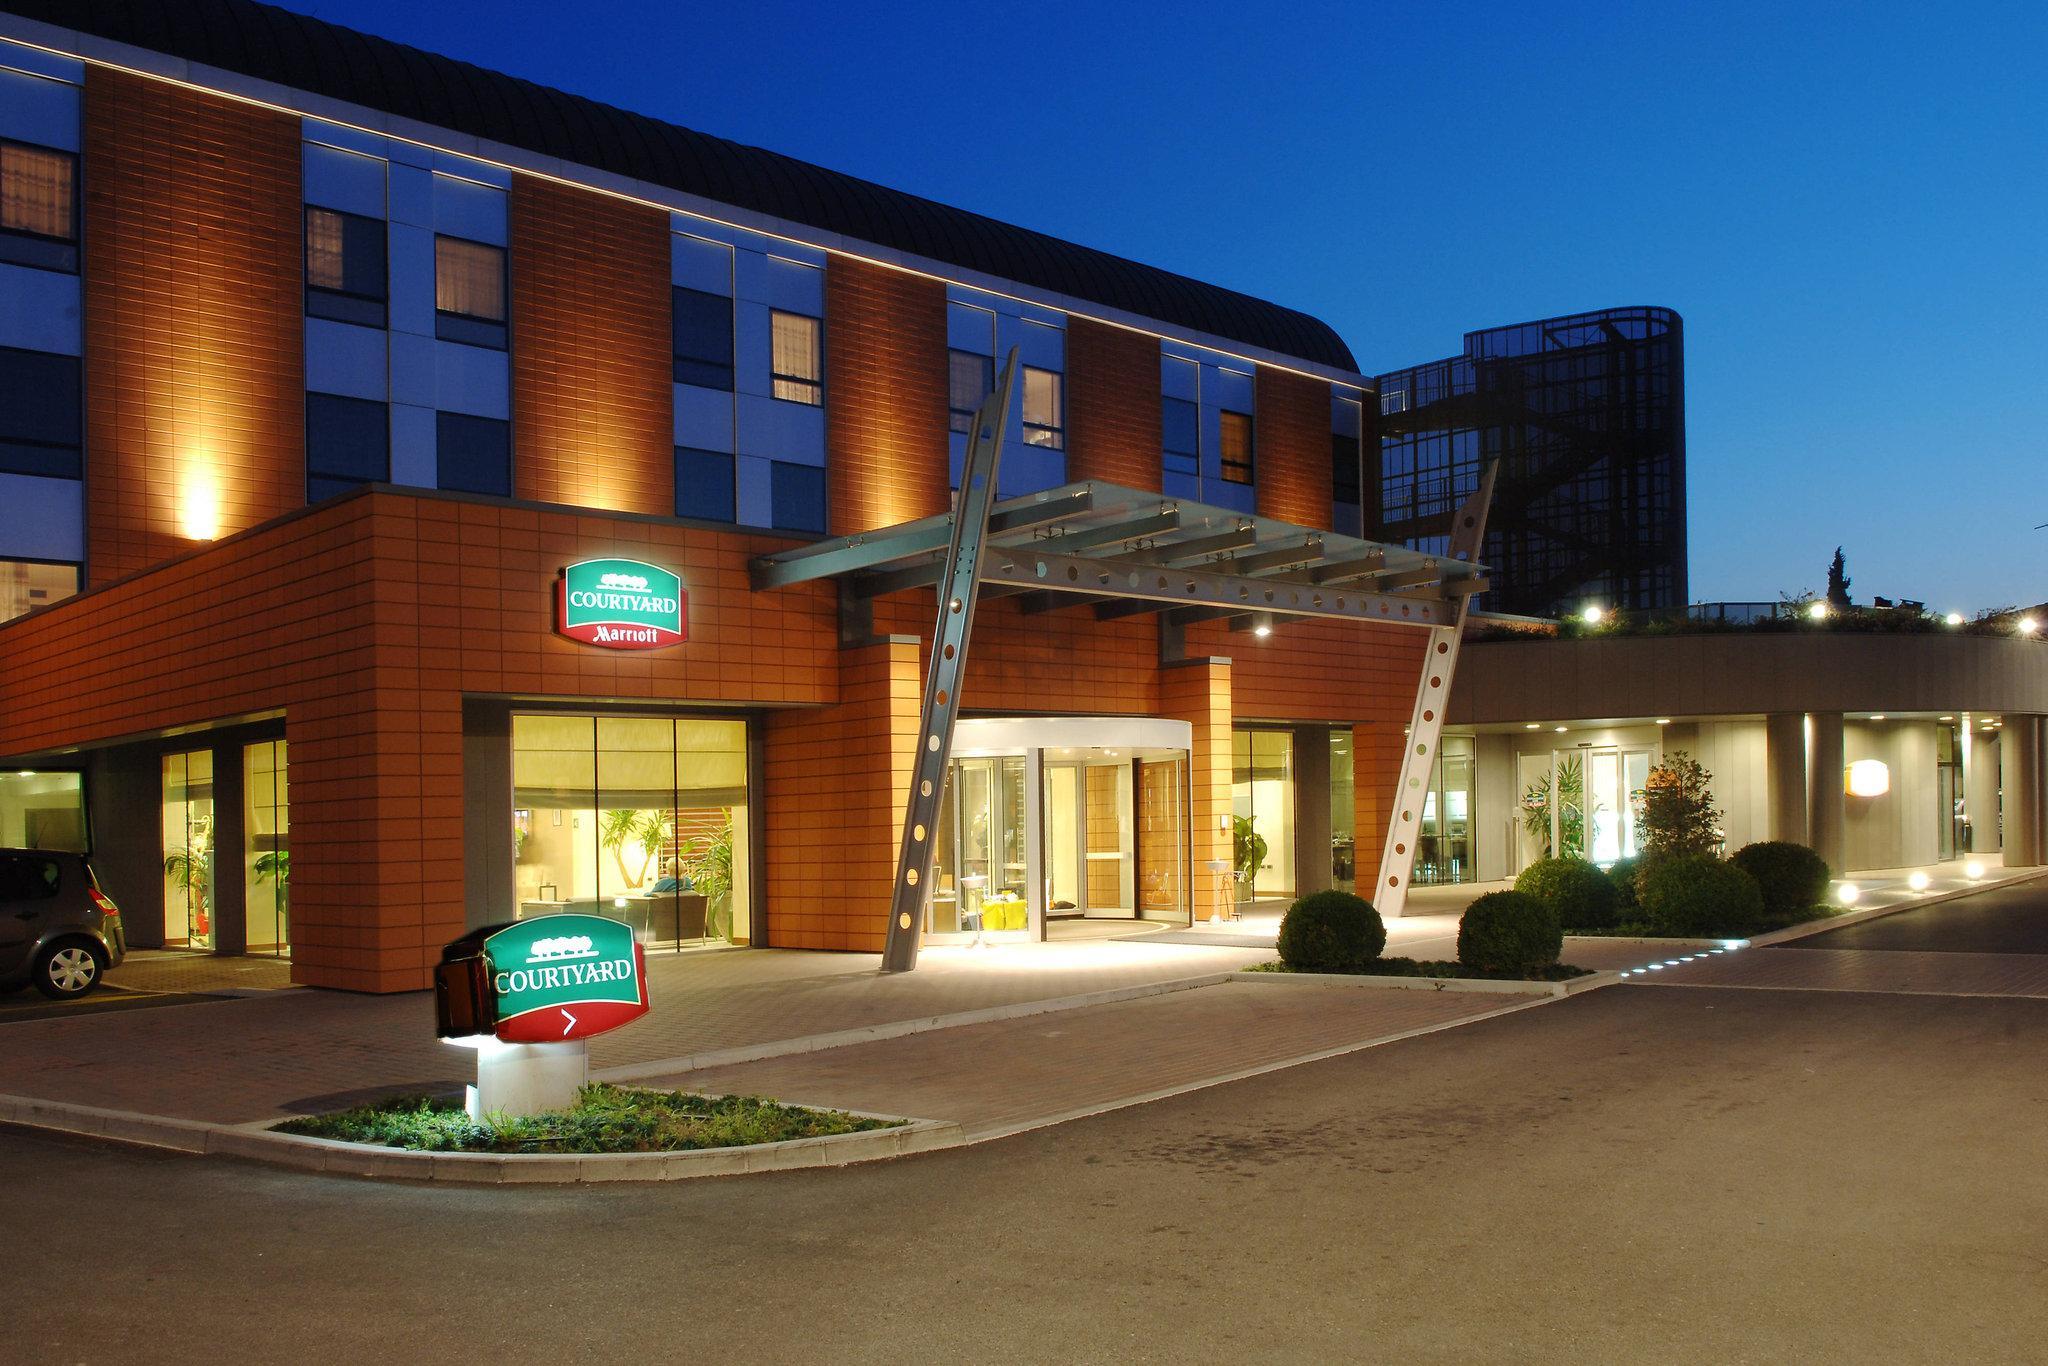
[306,393,389,502]
[0,770,85,850]
[1162,397,1199,478]
[949,350,993,434]
[0,853,59,903]
[305,207,387,328]
[1022,366,1064,449]
[435,235,507,348]
[436,412,511,498]
[1219,410,1254,485]
[0,558,78,624]
[1331,431,1361,506]
[770,310,821,405]
[0,140,78,272]
[770,460,826,533]
[0,346,81,478]
[671,287,734,389]
[676,447,736,523]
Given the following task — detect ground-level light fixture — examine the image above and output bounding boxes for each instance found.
[1965,859,1986,880]
[2020,617,2040,635]
[1907,871,1932,892]
[1836,882,1861,906]
[1845,759,1891,797]
[1806,600,1829,621]
[1580,604,1606,625]
[1944,612,1965,627]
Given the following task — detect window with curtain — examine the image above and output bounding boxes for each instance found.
[1220,410,1254,485]
[949,350,992,434]
[436,235,507,348]
[305,206,388,328]
[770,310,821,405]
[1022,366,1064,449]
[0,140,78,272]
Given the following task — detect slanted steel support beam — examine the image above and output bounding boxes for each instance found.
[1374,461,1498,919]
[881,352,1018,972]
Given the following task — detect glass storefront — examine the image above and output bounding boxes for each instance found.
[0,770,86,851]
[161,750,215,950]
[510,714,752,948]
[1516,745,1649,872]
[1937,722,1965,860]
[1232,729,1294,905]
[1330,732,1356,893]
[244,740,290,956]
[929,755,1028,934]
[1414,735,1475,885]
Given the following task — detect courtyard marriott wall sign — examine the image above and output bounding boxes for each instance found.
[482,914,650,1043]
[556,558,687,650]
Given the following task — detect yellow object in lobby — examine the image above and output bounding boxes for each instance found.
[980,897,1027,931]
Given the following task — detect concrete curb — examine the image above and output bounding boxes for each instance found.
[595,970,1238,1083]
[1746,867,2048,947]
[0,1089,961,1184]
[1229,967,1599,998]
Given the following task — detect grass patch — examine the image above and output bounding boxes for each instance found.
[1246,957,1592,982]
[1562,904,1845,939]
[274,1082,900,1154]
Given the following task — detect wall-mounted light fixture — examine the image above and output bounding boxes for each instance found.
[1845,759,1890,798]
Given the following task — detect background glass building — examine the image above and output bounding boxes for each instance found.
[1373,307,1687,618]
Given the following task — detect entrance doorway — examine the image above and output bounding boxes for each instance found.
[926,717,1191,943]
[1516,745,1654,871]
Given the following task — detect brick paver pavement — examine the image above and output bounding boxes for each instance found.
[105,950,297,995]
[1635,945,2048,998]
[645,980,1523,1137]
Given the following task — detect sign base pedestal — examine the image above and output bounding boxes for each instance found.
[467,1039,588,1120]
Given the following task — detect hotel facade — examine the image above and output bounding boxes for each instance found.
[0,0,1476,990]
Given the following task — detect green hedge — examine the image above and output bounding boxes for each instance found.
[1514,856,1621,930]
[1730,841,1831,920]
[1277,890,1386,971]
[1639,854,1765,937]
[1457,890,1563,974]
[1606,855,1645,917]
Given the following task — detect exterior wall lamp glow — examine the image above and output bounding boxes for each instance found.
[2020,617,2039,635]
[1845,759,1890,798]
[1806,600,1829,621]
[1944,612,1965,627]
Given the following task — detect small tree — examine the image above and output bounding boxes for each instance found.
[1639,750,1722,858]
[1826,547,1852,608]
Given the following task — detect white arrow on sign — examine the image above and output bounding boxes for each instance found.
[560,1008,578,1037]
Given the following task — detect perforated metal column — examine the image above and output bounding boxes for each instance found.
[1373,462,1497,919]
[879,352,1018,972]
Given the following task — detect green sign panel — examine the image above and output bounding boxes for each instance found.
[556,558,686,650]
[482,913,649,1043]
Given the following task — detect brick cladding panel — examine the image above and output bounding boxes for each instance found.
[1066,317,1161,491]
[82,69,304,586]
[510,175,674,515]
[1255,365,1333,529]
[824,257,949,535]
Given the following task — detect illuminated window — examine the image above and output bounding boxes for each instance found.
[435,235,507,348]
[0,558,78,624]
[1219,410,1254,485]
[1022,366,1064,449]
[949,350,992,434]
[305,207,387,328]
[0,140,77,272]
[0,346,81,478]
[770,310,822,405]
[672,287,733,389]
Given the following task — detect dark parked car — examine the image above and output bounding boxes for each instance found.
[0,849,126,999]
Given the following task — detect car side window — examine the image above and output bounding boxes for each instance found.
[0,855,59,900]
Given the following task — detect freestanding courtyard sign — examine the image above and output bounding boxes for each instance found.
[482,913,650,1043]
[556,558,686,650]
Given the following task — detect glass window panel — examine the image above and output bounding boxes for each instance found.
[1022,366,1064,449]
[0,346,82,478]
[672,287,734,390]
[1231,728,1293,904]
[0,770,85,851]
[1220,409,1254,484]
[598,716,679,946]
[1,142,75,240]
[770,460,826,534]
[306,392,390,495]
[1329,732,1355,893]
[435,235,506,321]
[436,411,511,497]
[770,310,821,404]
[1162,396,1199,477]
[244,741,290,957]
[676,446,736,523]
[949,350,992,433]
[161,750,215,950]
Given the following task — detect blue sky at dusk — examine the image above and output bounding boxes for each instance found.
[286,0,2048,611]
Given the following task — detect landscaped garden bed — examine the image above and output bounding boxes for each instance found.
[275,1082,899,1154]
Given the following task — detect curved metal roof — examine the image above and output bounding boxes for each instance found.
[12,0,1360,372]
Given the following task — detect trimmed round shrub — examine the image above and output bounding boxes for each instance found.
[1514,857,1620,930]
[1457,890,1563,975]
[1731,841,1831,920]
[1606,855,1645,919]
[1277,890,1387,971]
[1639,854,1765,938]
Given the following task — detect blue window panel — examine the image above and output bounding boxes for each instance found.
[0,66,79,152]
[0,346,79,478]
[676,447,736,523]
[306,392,389,498]
[387,222,435,337]
[0,470,83,558]
[737,392,824,463]
[389,402,436,488]
[1015,317,1064,371]
[1162,470,1202,503]
[672,233,733,294]
[436,411,511,497]
[675,383,735,453]
[672,286,734,389]
[303,143,385,218]
[432,175,506,246]
[740,251,823,313]
[389,331,435,408]
[387,163,433,231]
[0,263,77,355]
[948,302,995,354]
[304,319,388,401]
[435,341,509,419]
[769,460,827,534]
[1161,353,1199,401]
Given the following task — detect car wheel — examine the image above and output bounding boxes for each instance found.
[33,942,105,1000]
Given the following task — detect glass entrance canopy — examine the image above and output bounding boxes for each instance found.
[752,481,1487,627]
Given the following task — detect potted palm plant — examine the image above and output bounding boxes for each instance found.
[686,818,735,941]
